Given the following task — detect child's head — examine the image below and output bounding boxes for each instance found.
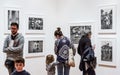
[14,57,25,72]
[46,54,54,65]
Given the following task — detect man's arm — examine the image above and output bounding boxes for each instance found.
[9,36,24,52]
[3,36,10,53]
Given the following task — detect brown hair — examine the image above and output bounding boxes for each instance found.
[14,57,25,65]
[46,54,54,65]
[11,22,19,29]
[54,27,63,37]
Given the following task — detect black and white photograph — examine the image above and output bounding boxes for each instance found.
[70,25,91,44]
[98,38,116,67]
[8,10,19,30]
[28,40,43,53]
[29,17,43,30]
[101,41,112,61]
[98,5,116,33]
[101,8,112,29]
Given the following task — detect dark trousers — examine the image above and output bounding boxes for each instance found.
[82,62,95,75]
[83,68,95,75]
[4,59,15,75]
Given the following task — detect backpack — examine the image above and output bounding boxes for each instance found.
[82,46,97,69]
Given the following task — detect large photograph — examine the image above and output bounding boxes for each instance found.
[101,41,112,61]
[98,5,116,33]
[29,17,43,30]
[101,8,112,29]
[25,14,44,34]
[70,25,91,44]
[8,10,19,30]
[25,37,44,58]
[98,37,116,68]
[28,40,43,53]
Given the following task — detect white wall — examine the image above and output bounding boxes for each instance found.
[1,0,120,75]
[56,0,120,75]
[0,0,57,75]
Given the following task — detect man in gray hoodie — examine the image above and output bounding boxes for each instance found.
[3,22,24,75]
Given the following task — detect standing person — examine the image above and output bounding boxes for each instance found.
[77,31,96,75]
[46,54,59,75]
[54,27,76,75]
[3,22,24,75]
[11,57,30,75]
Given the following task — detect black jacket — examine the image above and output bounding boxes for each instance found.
[77,35,92,56]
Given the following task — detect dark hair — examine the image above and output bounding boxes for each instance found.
[85,31,92,37]
[46,54,54,65]
[14,57,25,65]
[11,22,19,29]
[54,27,63,36]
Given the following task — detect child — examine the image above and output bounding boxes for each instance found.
[11,57,30,75]
[46,54,59,75]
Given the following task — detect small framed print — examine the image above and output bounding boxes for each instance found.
[69,22,94,44]
[98,4,116,34]
[98,37,117,68]
[25,37,45,58]
[25,14,44,34]
[4,7,20,34]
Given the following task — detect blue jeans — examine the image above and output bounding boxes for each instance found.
[57,62,70,75]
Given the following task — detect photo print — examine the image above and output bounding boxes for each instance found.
[101,8,112,29]
[28,40,43,53]
[101,41,112,62]
[8,10,19,30]
[70,25,91,44]
[29,17,43,30]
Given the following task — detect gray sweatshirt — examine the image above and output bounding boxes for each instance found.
[46,62,59,75]
[3,33,24,60]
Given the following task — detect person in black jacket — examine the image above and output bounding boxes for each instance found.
[77,31,95,75]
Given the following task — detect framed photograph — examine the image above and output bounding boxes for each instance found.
[69,22,94,44]
[25,37,45,58]
[25,14,44,34]
[98,37,117,68]
[98,5,116,34]
[4,7,20,34]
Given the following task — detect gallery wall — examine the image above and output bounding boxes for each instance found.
[0,0,57,75]
[0,0,120,75]
[56,0,120,75]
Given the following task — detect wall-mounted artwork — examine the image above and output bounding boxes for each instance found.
[69,22,94,44]
[4,7,20,34]
[8,10,19,30]
[25,37,44,58]
[70,25,91,44]
[25,14,44,34]
[98,5,116,34]
[28,40,43,53]
[29,17,43,30]
[101,40,112,61]
[98,37,117,68]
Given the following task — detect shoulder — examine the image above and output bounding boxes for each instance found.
[11,70,17,75]
[24,70,31,75]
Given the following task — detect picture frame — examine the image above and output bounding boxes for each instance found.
[69,22,94,44]
[98,4,116,34]
[4,7,20,34]
[98,37,117,68]
[25,37,45,58]
[25,14,44,34]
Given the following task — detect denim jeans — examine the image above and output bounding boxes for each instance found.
[57,62,70,75]
[4,59,15,75]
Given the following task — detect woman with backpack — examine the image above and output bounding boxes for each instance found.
[77,31,96,75]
